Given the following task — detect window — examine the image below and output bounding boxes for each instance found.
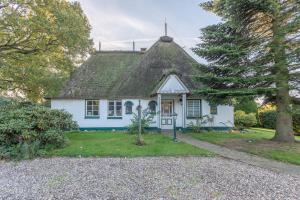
[148,100,157,114]
[108,100,122,117]
[187,99,201,118]
[85,100,99,118]
[210,103,218,115]
[124,101,133,114]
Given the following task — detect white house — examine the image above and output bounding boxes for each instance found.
[49,35,234,131]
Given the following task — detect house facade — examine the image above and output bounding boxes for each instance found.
[49,36,234,131]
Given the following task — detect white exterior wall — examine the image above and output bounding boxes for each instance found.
[186,99,234,128]
[51,98,234,129]
[51,99,158,129]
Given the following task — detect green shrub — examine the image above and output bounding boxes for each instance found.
[0,99,78,159]
[40,129,68,148]
[187,115,212,133]
[259,110,277,129]
[128,110,154,134]
[234,110,257,129]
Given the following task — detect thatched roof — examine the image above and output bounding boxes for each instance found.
[52,36,201,99]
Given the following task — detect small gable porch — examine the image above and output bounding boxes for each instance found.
[155,74,189,130]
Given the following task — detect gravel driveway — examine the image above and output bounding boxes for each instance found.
[0,157,299,200]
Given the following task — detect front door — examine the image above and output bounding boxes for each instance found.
[161,100,173,129]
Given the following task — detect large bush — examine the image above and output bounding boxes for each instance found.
[258,110,277,129]
[0,98,78,159]
[234,110,257,129]
[258,108,300,135]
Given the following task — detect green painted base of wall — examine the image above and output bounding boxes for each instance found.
[79,127,232,132]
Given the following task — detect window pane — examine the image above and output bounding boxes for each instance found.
[86,100,100,117]
[87,105,92,111]
[187,100,201,117]
[116,104,122,116]
[210,104,217,115]
[125,105,132,114]
[116,109,122,116]
[94,101,99,106]
[93,110,99,116]
[108,101,115,116]
[148,101,157,113]
[108,109,114,116]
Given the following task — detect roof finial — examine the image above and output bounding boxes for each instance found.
[133,41,135,51]
[164,17,167,36]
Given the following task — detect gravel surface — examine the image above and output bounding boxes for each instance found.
[0,157,299,200]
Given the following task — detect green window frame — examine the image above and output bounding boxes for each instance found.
[85,100,99,118]
[187,99,202,118]
[210,103,218,115]
[148,100,157,114]
[124,101,134,114]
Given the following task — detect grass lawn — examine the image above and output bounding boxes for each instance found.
[189,128,300,165]
[47,132,214,157]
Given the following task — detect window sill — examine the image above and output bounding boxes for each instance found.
[107,116,122,119]
[85,116,100,119]
[187,116,202,119]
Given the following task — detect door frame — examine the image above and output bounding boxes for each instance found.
[161,99,175,129]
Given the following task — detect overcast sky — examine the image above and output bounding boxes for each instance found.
[77,0,221,60]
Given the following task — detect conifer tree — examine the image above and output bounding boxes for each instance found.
[193,0,300,142]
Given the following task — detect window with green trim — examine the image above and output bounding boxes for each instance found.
[187,99,201,118]
[148,100,157,114]
[124,101,133,114]
[85,100,99,117]
[108,100,122,117]
[210,103,218,115]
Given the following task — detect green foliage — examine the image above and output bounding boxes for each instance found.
[0,0,93,101]
[128,110,154,134]
[194,0,300,141]
[187,115,213,133]
[0,98,78,159]
[293,113,300,135]
[259,111,277,129]
[234,97,258,114]
[234,110,257,129]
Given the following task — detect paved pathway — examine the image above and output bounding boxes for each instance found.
[164,132,300,176]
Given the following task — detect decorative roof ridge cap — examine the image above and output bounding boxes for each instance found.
[160,36,173,42]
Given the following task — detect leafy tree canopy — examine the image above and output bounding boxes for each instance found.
[0,0,93,101]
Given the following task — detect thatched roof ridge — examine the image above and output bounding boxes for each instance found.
[50,37,202,99]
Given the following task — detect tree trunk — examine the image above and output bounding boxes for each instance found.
[271,11,295,142]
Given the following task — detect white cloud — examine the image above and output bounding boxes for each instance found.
[77,0,161,50]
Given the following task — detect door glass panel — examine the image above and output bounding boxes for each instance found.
[162,101,173,117]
